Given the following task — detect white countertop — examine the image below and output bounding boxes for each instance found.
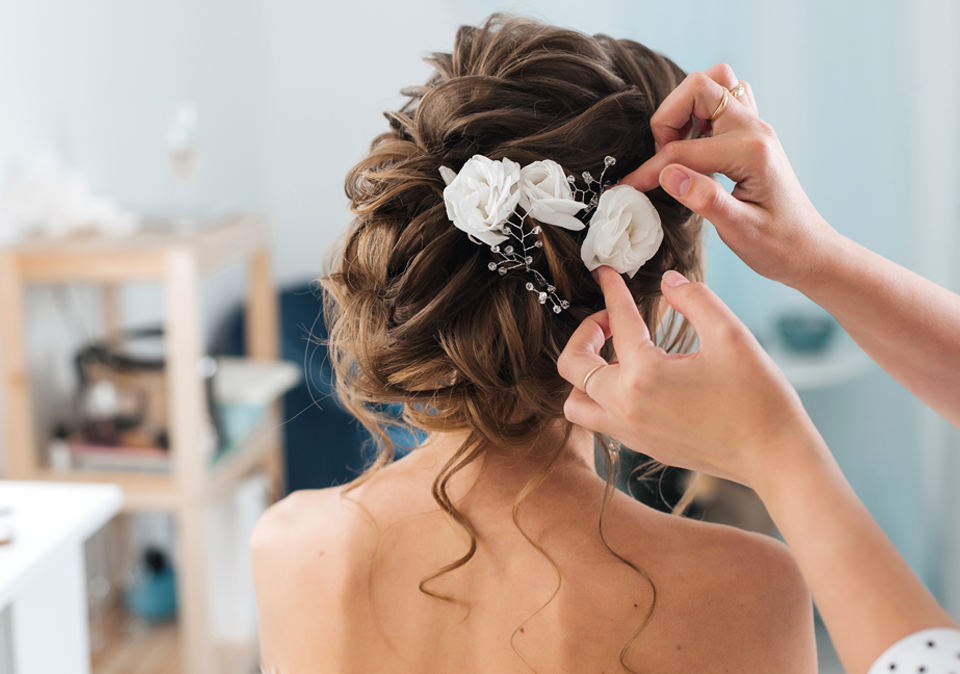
[0,480,123,607]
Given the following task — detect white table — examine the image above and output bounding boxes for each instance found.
[0,481,122,674]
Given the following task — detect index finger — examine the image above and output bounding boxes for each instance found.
[595,266,652,360]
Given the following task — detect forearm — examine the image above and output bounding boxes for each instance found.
[756,438,957,674]
[798,233,960,427]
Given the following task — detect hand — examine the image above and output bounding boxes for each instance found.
[557,266,827,492]
[623,63,839,289]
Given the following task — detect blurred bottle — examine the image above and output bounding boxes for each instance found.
[167,102,201,185]
[124,546,177,625]
[166,102,201,230]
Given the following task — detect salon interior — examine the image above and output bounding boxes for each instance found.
[0,1,957,673]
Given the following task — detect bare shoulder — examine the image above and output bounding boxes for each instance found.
[609,495,816,673]
[251,486,378,671]
[252,487,342,561]
[251,460,432,585]
[707,523,816,672]
[251,485,380,584]
[666,514,816,672]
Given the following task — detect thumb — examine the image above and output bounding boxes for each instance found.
[660,272,750,348]
[659,164,750,229]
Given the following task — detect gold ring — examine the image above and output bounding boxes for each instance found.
[581,363,606,394]
[730,82,746,100]
[708,87,729,122]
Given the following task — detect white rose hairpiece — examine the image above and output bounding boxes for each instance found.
[440,155,521,247]
[439,154,663,313]
[517,160,587,231]
[581,184,663,278]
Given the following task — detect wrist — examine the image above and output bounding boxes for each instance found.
[784,213,852,296]
[749,426,834,509]
[788,216,849,296]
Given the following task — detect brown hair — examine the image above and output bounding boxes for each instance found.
[321,14,703,671]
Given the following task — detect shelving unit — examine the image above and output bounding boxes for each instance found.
[0,215,282,674]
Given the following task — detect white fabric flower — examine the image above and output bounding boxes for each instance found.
[440,155,521,246]
[517,160,587,231]
[581,184,663,278]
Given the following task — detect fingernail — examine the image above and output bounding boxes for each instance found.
[660,165,691,197]
[654,141,661,153]
[662,270,690,288]
[591,269,601,283]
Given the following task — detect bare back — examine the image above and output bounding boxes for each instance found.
[252,441,816,674]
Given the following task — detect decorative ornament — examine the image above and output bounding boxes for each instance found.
[439,154,662,312]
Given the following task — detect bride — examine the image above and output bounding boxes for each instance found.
[252,15,816,674]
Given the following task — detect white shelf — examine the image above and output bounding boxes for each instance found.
[766,331,874,391]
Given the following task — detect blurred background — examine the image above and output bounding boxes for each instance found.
[0,1,957,673]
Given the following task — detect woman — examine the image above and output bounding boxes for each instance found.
[558,65,960,674]
[251,17,816,674]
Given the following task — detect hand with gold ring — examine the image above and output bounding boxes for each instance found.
[709,81,746,121]
[580,363,606,396]
[706,86,729,122]
[557,265,960,674]
[622,63,839,290]
[557,265,815,488]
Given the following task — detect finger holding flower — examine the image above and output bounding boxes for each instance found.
[441,155,664,284]
[581,185,663,279]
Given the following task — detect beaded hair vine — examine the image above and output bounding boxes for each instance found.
[439,154,663,313]
[484,156,616,313]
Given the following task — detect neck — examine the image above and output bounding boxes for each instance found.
[407,420,598,490]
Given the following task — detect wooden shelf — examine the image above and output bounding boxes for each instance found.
[28,414,282,511]
[12,216,272,283]
[208,415,281,502]
[31,469,178,511]
[0,213,283,674]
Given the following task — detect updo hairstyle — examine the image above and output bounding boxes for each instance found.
[323,15,703,462]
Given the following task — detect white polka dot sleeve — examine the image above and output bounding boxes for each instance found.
[868,629,960,674]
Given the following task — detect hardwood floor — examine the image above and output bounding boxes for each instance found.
[90,604,259,674]
[91,607,180,674]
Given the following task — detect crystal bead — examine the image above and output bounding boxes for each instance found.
[532,226,541,234]
[567,175,576,183]
[504,245,514,255]
[525,282,535,291]
[524,256,533,264]
[604,156,616,166]
[487,262,498,271]
[582,171,594,183]
[534,241,543,248]
[498,267,507,276]
[553,305,562,314]
[491,245,500,254]
[547,285,555,293]
[561,300,570,309]
[538,292,548,304]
